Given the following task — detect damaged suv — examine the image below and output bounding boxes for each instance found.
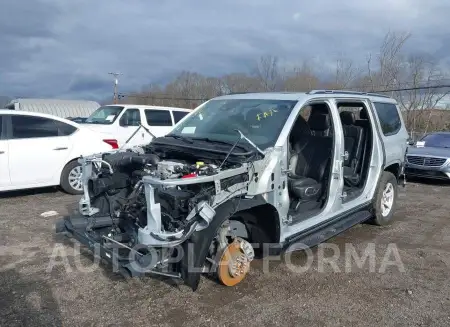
[56,90,408,290]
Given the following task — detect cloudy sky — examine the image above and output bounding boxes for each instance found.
[1,0,449,101]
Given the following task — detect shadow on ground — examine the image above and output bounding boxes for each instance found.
[0,186,61,198]
[0,269,62,327]
[406,176,450,186]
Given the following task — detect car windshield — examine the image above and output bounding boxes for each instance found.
[420,133,450,148]
[84,105,124,124]
[169,98,298,150]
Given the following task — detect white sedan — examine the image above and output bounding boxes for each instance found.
[0,110,118,194]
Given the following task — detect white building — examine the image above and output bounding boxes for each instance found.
[5,98,100,118]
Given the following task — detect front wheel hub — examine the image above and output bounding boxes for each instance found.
[217,238,254,286]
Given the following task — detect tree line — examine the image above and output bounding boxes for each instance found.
[119,31,450,137]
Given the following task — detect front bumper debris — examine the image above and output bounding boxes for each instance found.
[55,215,182,280]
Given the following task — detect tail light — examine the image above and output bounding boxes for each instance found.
[103,139,119,149]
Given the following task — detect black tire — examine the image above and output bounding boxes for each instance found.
[60,160,83,195]
[369,171,398,226]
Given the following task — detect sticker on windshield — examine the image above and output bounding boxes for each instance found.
[105,115,115,121]
[199,114,203,120]
[256,108,278,121]
[181,126,196,134]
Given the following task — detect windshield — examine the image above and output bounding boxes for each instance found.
[84,105,124,124]
[420,133,450,148]
[169,99,298,150]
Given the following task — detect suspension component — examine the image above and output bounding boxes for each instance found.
[216,237,254,286]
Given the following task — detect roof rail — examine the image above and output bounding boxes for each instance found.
[306,89,391,98]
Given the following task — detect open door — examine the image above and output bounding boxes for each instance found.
[286,100,343,224]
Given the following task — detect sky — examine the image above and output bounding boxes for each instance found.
[1,0,449,102]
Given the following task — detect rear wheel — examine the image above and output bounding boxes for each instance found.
[370,171,398,226]
[60,160,83,195]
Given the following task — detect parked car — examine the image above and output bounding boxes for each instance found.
[66,116,87,123]
[0,110,117,194]
[405,131,450,180]
[79,104,192,148]
[56,90,408,290]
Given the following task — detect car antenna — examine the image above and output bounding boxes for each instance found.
[217,129,265,170]
[119,123,156,150]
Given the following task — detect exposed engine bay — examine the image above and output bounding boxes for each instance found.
[56,137,273,289]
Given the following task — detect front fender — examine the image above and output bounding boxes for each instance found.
[180,195,267,291]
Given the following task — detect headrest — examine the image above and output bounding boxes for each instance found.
[290,115,311,141]
[309,113,330,131]
[359,108,368,120]
[310,103,329,115]
[340,111,355,125]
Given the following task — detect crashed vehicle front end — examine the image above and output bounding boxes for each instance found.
[56,97,296,290]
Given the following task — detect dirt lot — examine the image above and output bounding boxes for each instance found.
[1,180,449,327]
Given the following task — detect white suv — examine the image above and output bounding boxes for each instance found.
[57,90,409,290]
[0,110,116,194]
[80,104,192,148]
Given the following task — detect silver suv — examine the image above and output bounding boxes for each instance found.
[56,90,409,290]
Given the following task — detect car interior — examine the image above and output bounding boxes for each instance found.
[287,102,334,217]
[337,102,373,202]
[287,101,374,218]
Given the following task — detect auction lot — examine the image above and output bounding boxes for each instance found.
[1,180,449,327]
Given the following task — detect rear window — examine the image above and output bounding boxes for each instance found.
[373,102,401,136]
[145,109,172,126]
[172,110,189,124]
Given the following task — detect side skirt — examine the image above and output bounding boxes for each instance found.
[279,202,373,254]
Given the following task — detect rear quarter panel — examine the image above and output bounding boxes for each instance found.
[369,101,408,170]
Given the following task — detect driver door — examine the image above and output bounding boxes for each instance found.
[117,108,144,148]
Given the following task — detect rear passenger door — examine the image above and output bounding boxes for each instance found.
[7,115,72,186]
[144,109,174,138]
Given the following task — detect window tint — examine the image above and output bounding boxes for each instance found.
[0,116,2,138]
[119,108,141,126]
[172,110,189,124]
[145,109,172,126]
[54,120,77,135]
[11,115,72,139]
[373,102,401,136]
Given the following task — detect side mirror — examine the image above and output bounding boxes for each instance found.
[407,139,414,146]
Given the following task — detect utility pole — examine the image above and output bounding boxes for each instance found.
[108,72,121,104]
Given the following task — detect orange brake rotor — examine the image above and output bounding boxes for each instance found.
[217,240,251,286]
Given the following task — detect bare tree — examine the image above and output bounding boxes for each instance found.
[364,30,411,91]
[253,55,281,91]
[283,60,320,91]
[395,55,450,135]
[221,73,262,93]
[334,57,361,89]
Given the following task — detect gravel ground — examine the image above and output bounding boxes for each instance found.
[1,180,449,327]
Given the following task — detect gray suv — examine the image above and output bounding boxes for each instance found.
[56,90,409,290]
[406,132,450,180]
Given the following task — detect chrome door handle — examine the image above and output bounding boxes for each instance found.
[53,147,68,151]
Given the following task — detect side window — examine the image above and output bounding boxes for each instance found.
[119,109,141,126]
[54,120,78,136]
[172,110,189,124]
[11,115,62,139]
[373,102,401,136]
[145,109,172,126]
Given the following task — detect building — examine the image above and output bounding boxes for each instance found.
[4,98,100,118]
